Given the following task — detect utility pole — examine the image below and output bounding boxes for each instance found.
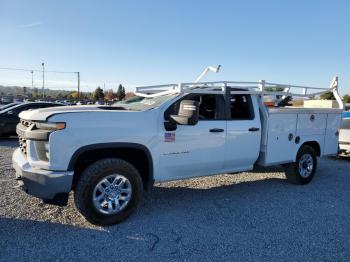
[41,62,45,98]
[77,72,80,99]
[31,71,34,88]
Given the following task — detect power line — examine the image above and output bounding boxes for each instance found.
[0,67,32,72]
[0,66,81,98]
[0,67,78,74]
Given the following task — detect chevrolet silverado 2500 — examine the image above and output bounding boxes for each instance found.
[12,71,343,225]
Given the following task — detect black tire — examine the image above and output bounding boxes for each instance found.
[74,158,143,226]
[283,145,317,185]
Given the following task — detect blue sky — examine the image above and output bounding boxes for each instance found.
[0,0,349,94]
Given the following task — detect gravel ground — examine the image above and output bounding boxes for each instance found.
[0,138,349,261]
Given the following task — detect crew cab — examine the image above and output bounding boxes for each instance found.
[12,73,343,225]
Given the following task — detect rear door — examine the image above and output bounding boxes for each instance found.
[224,93,261,172]
[158,94,226,181]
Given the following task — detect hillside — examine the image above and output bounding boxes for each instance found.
[0,85,74,98]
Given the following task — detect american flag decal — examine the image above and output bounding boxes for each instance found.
[164,132,175,142]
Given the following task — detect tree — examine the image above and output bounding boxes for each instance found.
[320,92,335,100]
[82,92,91,100]
[125,92,136,99]
[68,91,79,99]
[33,88,39,98]
[116,84,126,100]
[105,89,116,101]
[93,86,104,101]
[265,87,285,92]
[343,94,350,103]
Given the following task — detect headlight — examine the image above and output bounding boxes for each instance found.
[35,122,66,130]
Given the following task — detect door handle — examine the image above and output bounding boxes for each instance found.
[248,127,260,132]
[209,128,224,133]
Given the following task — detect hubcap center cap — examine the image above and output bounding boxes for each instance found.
[92,174,132,215]
[299,153,313,178]
[108,187,120,199]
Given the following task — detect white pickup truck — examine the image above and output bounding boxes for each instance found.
[12,70,343,225]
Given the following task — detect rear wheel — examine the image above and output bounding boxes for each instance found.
[283,145,317,185]
[74,158,143,226]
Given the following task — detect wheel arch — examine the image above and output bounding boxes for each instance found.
[299,140,321,157]
[68,143,154,191]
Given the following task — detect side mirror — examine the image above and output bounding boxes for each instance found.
[170,100,199,126]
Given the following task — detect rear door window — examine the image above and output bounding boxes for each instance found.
[229,94,254,120]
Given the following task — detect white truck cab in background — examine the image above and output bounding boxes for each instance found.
[339,111,350,154]
[12,67,343,225]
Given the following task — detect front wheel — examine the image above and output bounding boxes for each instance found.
[283,145,317,185]
[74,158,143,226]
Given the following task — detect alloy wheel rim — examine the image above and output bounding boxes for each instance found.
[92,174,132,215]
[298,153,314,178]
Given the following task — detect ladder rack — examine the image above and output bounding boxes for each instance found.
[134,77,343,109]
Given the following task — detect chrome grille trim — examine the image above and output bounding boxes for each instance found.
[18,135,27,155]
[18,119,33,155]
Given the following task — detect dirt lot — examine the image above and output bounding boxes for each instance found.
[0,138,349,261]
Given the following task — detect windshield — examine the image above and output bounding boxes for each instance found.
[113,94,177,111]
[0,103,20,112]
[0,103,22,113]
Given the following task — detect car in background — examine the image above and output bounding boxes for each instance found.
[24,99,35,102]
[0,102,22,111]
[13,98,24,103]
[61,100,75,106]
[0,102,63,137]
[1,96,14,104]
[344,103,350,111]
[339,111,350,155]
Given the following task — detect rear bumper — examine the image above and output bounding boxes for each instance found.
[339,141,350,152]
[12,148,73,199]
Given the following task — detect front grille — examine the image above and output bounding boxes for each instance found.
[18,119,33,155]
[21,119,33,128]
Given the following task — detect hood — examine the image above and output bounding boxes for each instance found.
[19,105,130,121]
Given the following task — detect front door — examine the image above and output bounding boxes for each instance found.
[158,94,226,181]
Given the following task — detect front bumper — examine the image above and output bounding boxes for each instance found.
[12,148,73,199]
